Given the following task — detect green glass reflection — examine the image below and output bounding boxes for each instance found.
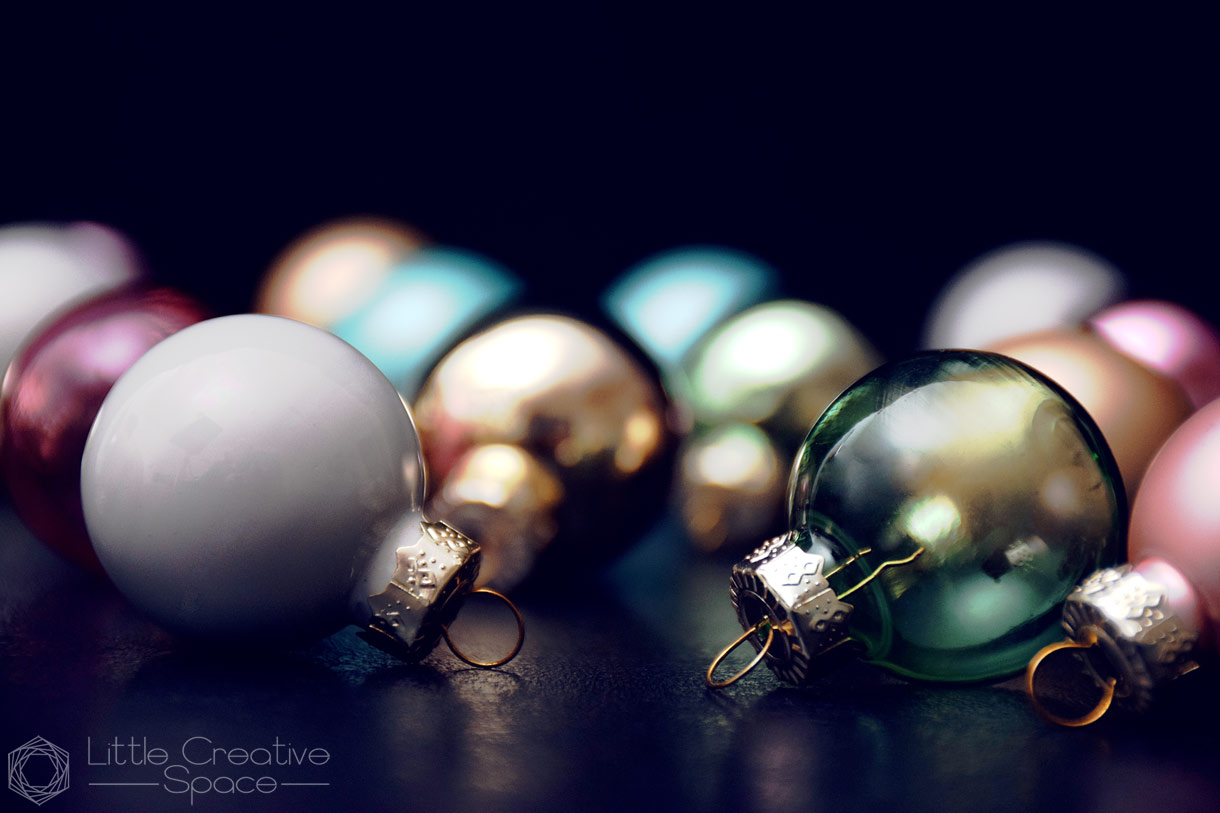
[789,350,1125,681]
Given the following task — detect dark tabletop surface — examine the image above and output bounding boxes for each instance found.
[4,503,1219,813]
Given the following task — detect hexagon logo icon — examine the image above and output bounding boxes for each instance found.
[8,736,70,805]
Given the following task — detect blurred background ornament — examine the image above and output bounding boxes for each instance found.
[1028,397,1220,725]
[1,286,210,573]
[255,215,425,329]
[987,325,1192,497]
[923,241,1126,350]
[708,351,1124,688]
[1090,300,1220,410]
[80,314,520,665]
[676,300,882,553]
[602,245,778,395]
[1,221,143,388]
[332,247,522,399]
[414,313,678,591]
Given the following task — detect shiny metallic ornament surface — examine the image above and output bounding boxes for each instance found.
[1,221,142,386]
[727,350,1124,684]
[429,443,564,590]
[1091,299,1220,409]
[676,422,785,554]
[255,216,424,329]
[414,314,677,581]
[924,241,1125,350]
[0,287,210,573]
[989,325,1192,496]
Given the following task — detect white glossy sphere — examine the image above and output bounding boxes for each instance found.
[82,315,425,642]
[0,221,140,379]
[923,241,1125,349]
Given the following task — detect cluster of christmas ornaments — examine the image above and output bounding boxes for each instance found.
[4,218,1220,727]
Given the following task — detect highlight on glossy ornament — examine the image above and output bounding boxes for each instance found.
[414,313,676,589]
[1028,397,1220,726]
[677,422,786,555]
[602,245,778,375]
[332,247,522,399]
[706,350,1125,689]
[255,216,425,329]
[1091,300,1220,409]
[923,241,1125,350]
[81,314,522,667]
[1,221,143,386]
[988,325,1192,496]
[0,286,210,573]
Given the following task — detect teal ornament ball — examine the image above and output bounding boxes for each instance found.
[726,350,1125,684]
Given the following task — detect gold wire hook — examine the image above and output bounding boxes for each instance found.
[838,547,925,601]
[441,588,526,668]
[824,547,873,579]
[706,619,776,689]
[1025,630,1117,727]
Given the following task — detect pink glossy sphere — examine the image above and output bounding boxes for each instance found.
[0,287,210,573]
[1091,300,1220,410]
[1128,398,1220,653]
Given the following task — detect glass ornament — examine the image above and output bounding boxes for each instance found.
[708,350,1125,688]
[0,287,210,573]
[81,314,522,666]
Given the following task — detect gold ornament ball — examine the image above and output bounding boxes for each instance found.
[414,314,678,580]
[988,325,1193,497]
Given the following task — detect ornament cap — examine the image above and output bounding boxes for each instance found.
[360,519,483,661]
[1061,565,1200,710]
[1027,564,1201,725]
[724,531,856,686]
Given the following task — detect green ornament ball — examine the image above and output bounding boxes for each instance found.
[728,350,1125,684]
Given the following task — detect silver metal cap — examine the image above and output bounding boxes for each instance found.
[729,532,855,686]
[360,519,481,662]
[1062,565,1200,711]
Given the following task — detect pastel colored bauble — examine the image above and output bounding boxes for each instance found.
[1128,397,1220,652]
[1091,300,1220,409]
[0,287,209,572]
[602,245,778,374]
[255,216,424,329]
[923,241,1125,350]
[989,325,1192,496]
[0,221,142,384]
[81,315,425,642]
[332,247,522,399]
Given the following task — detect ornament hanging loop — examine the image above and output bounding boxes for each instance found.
[442,587,526,668]
[1025,630,1117,727]
[706,619,776,689]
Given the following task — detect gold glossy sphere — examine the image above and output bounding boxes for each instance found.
[255,216,425,328]
[414,314,677,582]
[989,325,1193,496]
[676,422,786,554]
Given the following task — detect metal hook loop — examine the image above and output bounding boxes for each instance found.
[706,619,776,689]
[1026,631,1117,727]
[442,588,526,668]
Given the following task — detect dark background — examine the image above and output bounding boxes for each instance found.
[4,5,1215,355]
[4,5,1219,812]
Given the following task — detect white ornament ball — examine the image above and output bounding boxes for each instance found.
[82,314,425,642]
